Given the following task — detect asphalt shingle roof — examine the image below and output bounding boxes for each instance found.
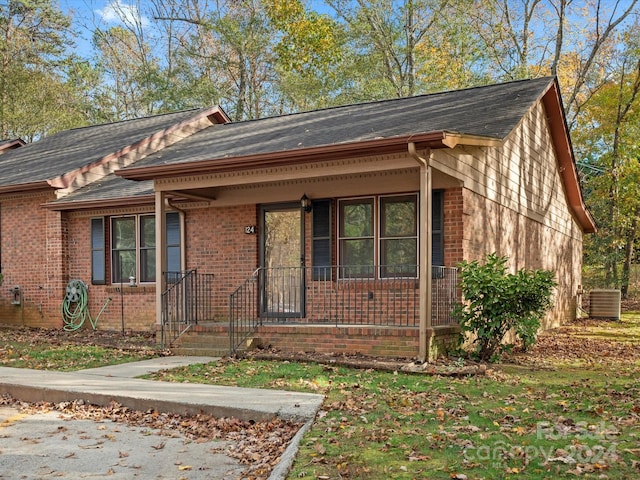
[21,77,557,207]
[0,109,205,188]
[53,173,154,204]
[130,77,554,169]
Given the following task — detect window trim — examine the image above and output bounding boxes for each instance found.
[379,194,419,278]
[90,212,181,285]
[336,191,444,279]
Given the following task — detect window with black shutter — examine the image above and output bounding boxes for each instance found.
[91,218,106,284]
[311,200,332,280]
[432,190,444,266]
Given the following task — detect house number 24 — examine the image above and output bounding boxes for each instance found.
[244,225,256,234]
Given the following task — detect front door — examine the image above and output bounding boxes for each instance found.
[260,204,305,318]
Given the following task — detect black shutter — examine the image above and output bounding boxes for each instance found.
[432,190,444,267]
[91,218,106,284]
[312,200,332,280]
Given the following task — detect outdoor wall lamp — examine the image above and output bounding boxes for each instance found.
[300,194,312,213]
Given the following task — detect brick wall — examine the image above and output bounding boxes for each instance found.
[1,190,463,347]
[0,192,65,328]
[443,188,464,267]
[462,189,583,329]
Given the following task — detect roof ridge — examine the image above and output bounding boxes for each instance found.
[63,107,206,133]
[228,76,555,126]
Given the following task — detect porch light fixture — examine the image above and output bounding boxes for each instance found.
[300,194,312,213]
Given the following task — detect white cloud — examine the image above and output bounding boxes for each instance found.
[96,1,150,28]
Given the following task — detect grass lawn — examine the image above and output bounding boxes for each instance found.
[148,315,640,480]
[2,317,640,479]
[0,327,160,370]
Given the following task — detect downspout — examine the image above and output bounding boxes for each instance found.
[408,142,433,363]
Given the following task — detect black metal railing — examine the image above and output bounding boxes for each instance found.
[229,265,459,353]
[161,269,215,347]
[229,268,261,355]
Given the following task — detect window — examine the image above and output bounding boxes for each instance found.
[380,195,417,277]
[91,212,181,284]
[337,192,444,279]
[339,198,375,277]
[140,216,156,282]
[112,216,137,283]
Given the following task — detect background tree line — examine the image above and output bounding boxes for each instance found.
[2,0,639,295]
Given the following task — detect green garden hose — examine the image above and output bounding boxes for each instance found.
[62,280,111,331]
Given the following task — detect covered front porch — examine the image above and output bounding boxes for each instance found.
[140,144,465,360]
[160,263,460,359]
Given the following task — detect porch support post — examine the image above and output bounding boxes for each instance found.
[409,144,433,363]
[155,190,167,326]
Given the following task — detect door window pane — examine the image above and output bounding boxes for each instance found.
[262,207,303,317]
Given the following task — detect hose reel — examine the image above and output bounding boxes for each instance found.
[61,279,111,332]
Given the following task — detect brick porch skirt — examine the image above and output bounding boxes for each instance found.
[255,324,460,360]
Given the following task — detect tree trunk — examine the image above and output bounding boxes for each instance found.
[621,216,637,299]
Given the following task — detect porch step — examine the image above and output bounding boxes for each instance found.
[169,346,230,357]
[169,325,234,357]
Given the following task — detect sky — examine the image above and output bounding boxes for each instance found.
[59,0,151,59]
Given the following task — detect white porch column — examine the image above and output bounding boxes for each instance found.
[155,190,167,326]
[409,144,433,363]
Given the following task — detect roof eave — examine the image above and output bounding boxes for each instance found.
[43,195,156,211]
[116,132,460,181]
[0,181,54,194]
[542,79,597,234]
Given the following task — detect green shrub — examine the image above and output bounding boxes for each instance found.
[454,253,557,361]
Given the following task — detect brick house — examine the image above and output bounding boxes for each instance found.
[0,77,595,361]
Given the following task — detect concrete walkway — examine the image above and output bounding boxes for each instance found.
[0,356,325,480]
[0,356,324,423]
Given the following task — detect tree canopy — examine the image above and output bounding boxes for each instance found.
[3,0,640,286]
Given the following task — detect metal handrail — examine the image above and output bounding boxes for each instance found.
[229,265,459,354]
[161,269,215,348]
[229,268,261,354]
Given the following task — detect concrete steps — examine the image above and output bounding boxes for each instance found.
[169,323,232,357]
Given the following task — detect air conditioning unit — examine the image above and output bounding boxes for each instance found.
[589,289,621,320]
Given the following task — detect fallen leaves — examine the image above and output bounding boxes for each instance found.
[0,396,301,480]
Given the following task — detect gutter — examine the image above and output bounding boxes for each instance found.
[42,195,156,211]
[0,181,53,195]
[117,132,450,181]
